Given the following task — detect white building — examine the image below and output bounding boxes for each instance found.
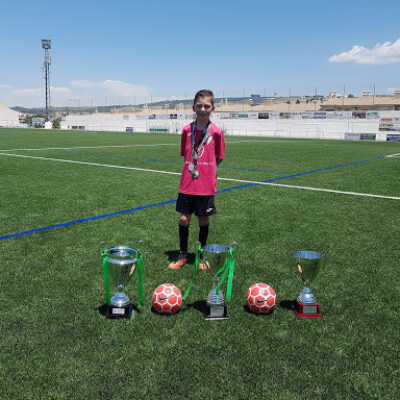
[60,110,397,141]
[0,101,22,127]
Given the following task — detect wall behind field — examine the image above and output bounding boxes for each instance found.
[61,110,400,142]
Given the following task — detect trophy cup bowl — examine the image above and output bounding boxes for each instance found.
[294,250,322,318]
[203,244,230,320]
[104,246,138,318]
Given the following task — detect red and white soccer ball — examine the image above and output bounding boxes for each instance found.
[246,283,276,314]
[152,283,182,315]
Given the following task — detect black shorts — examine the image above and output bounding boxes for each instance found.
[176,193,217,217]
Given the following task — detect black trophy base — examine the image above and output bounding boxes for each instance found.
[105,304,133,319]
[205,303,229,320]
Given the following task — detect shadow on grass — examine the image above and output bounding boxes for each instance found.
[97,303,142,317]
[150,303,199,316]
[150,300,207,316]
[243,304,275,316]
[164,249,196,264]
[278,299,296,311]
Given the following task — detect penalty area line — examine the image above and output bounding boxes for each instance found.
[0,152,398,201]
[218,177,400,200]
[1,155,398,241]
[0,143,179,152]
[0,152,182,176]
[385,152,400,158]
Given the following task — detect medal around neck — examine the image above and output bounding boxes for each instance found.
[101,245,144,319]
[188,163,199,179]
[189,121,210,179]
[294,250,322,318]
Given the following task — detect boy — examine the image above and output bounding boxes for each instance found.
[168,89,225,269]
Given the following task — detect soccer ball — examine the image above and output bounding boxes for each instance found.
[152,283,182,315]
[246,283,276,314]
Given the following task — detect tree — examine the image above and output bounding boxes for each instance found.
[347,94,355,98]
[52,117,61,129]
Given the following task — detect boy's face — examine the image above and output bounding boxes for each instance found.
[193,96,215,120]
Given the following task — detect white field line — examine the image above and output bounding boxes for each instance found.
[219,177,400,200]
[0,139,294,152]
[0,152,182,176]
[0,143,178,152]
[1,152,399,201]
[385,152,400,158]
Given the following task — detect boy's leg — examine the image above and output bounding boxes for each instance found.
[168,213,191,269]
[198,216,209,248]
[198,216,210,270]
[179,214,191,255]
[194,196,216,270]
[169,193,195,269]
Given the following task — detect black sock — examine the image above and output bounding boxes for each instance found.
[179,223,189,255]
[199,224,209,248]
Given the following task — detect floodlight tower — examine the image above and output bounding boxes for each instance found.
[41,39,51,121]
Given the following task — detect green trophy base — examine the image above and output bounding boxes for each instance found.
[105,304,133,319]
[205,303,229,320]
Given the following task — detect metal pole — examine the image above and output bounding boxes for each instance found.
[343,85,345,107]
[373,84,376,105]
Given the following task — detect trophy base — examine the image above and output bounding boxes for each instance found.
[294,300,322,318]
[205,303,229,320]
[105,304,133,319]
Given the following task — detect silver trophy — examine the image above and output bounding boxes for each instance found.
[203,244,230,320]
[294,250,322,318]
[103,246,138,319]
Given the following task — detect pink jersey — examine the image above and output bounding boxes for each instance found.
[178,122,225,196]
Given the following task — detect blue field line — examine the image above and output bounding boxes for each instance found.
[0,200,175,241]
[0,155,386,242]
[218,155,386,192]
[37,149,290,175]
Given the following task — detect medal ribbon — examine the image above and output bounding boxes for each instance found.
[191,120,210,166]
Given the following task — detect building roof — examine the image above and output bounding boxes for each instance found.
[320,96,400,109]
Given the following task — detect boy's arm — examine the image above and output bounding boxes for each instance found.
[215,129,225,165]
[180,127,187,156]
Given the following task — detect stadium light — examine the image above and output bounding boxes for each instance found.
[41,39,51,49]
[41,39,51,121]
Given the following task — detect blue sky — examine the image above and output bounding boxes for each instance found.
[1,0,400,107]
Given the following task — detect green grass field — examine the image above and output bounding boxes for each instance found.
[0,128,399,399]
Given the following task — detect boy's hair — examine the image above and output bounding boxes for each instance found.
[194,89,214,105]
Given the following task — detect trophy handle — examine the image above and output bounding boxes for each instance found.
[102,255,111,305]
[100,241,106,256]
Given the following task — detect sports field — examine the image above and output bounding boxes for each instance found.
[0,128,399,399]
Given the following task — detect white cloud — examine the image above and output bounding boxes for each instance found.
[50,86,71,94]
[67,79,151,105]
[0,79,152,107]
[13,88,42,94]
[70,80,96,88]
[329,38,400,65]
